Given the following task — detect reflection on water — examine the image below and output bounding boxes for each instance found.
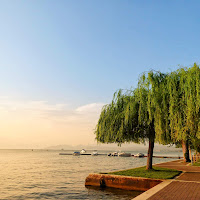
[0,149,178,200]
[86,186,143,199]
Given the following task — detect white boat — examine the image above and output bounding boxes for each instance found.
[118,152,131,157]
[92,151,98,156]
[135,153,144,157]
[80,149,86,154]
[73,151,80,156]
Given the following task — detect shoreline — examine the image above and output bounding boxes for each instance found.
[85,159,181,193]
[85,159,200,199]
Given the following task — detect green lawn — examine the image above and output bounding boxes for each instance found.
[108,166,181,179]
[193,159,200,166]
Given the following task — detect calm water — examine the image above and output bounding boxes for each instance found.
[0,149,179,200]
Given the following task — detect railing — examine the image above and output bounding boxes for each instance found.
[192,154,200,163]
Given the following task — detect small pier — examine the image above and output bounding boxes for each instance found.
[59,153,107,156]
[59,153,182,159]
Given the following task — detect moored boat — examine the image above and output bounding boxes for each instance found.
[135,153,144,157]
[80,149,86,154]
[92,151,98,156]
[111,152,118,156]
[118,152,131,157]
[73,151,80,156]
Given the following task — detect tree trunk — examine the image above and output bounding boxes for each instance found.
[182,140,191,162]
[146,139,154,170]
[189,147,193,165]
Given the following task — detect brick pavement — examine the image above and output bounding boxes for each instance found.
[147,181,200,200]
[134,160,200,200]
[177,172,200,181]
[154,159,200,173]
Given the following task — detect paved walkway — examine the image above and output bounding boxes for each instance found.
[134,160,200,200]
[155,159,200,173]
[147,181,200,200]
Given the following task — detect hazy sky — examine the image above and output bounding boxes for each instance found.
[1,1,200,148]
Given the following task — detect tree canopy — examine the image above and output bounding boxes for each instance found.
[166,64,200,161]
[95,89,143,144]
[95,63,200,167]
[95,70,170,145]
[167,64,200,142]
[95,70,169,169]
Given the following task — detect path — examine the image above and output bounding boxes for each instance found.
[134,160,200,200]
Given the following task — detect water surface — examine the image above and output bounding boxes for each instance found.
[0,149,178,200]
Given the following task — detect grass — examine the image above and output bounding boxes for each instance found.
[108,166,181,179]
[193,159,200,166]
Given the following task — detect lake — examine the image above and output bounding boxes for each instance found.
[0,149,180,200]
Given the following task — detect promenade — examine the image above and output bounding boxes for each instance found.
[134,160,200,200]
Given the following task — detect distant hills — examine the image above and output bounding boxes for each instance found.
[46,143,182,153]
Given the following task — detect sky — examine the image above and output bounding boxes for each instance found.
[0,1,200,148]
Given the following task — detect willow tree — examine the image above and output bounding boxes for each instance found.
[95,71,169,170]
[167,63,200,162]
[138,71,171,168]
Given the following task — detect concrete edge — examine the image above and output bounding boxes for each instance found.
[132,180,173,200]
[85,173,163,191]
[174,179,200,183]
[175,171,185,179]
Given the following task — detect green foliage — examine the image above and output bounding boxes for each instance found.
[95,89,145,144]
[95,70,171,146]
[190,137,200,152]
[167,63,200,143]
[108,166,181,179]
[95,63,200,157]
[138,71,171,144]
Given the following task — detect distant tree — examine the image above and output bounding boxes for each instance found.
[191,138,200,153]
[167,63,200,162]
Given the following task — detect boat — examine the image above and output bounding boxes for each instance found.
[80,149,86,154]
[73,151,80,156]
[118,152,131,157]
[92,151,98,156]
[111,152,118,156]
[135,153,144,157]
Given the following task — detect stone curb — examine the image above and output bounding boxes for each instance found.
[85,173,163,191]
